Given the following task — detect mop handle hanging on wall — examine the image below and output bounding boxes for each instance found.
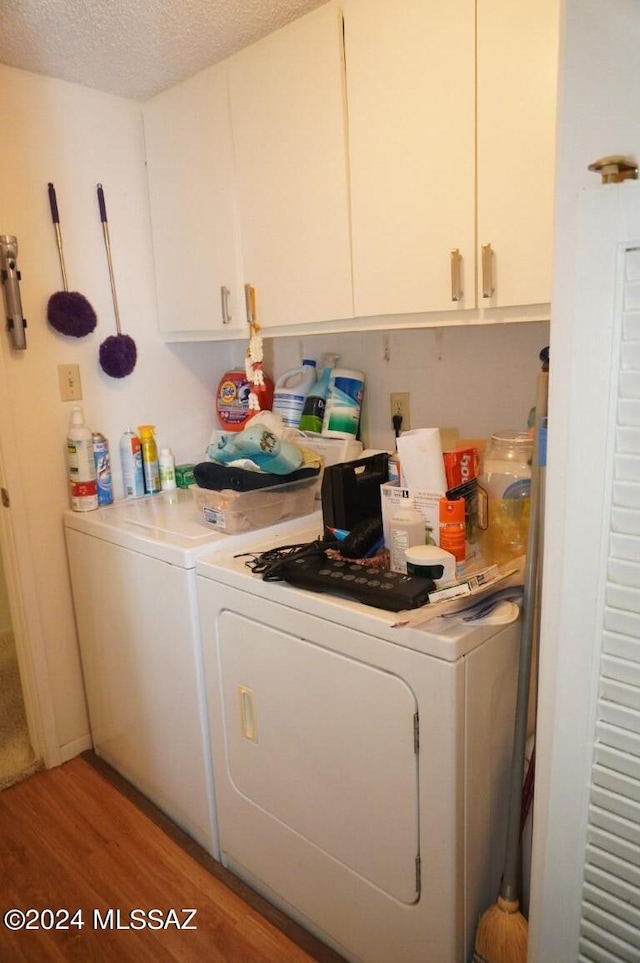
[97,184,122,335]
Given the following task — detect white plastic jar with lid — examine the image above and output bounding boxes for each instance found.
[478,429,533,565]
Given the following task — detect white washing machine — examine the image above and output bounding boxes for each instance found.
[195,517,521,963]
[63,488,315,856]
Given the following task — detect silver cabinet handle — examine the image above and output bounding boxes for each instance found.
[482,243,495,299]
[244,283,256,325]
[220,286,231,325]
[450,249,463,302]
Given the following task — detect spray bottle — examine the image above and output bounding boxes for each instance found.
[138,425,160,494]
[120,428,145,498]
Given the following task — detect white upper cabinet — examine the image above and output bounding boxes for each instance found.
[344,0,476,317]
[143,63,245,338]
[227,1,353,329]
[476,0,560,310]
[143,0,559,339]
[345,0,558,318]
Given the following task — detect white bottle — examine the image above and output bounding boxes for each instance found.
[120,428,145,499]
[159,448,177,491]
[272,359,317,427]
[66,405,98,512]
[389,497,425,574]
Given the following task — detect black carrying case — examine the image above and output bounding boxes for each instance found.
[320,453,389,536]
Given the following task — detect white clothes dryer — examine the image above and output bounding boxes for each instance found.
[63,489,315,856]
[195,517,521,962]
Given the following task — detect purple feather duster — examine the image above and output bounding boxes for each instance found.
[99,333,137,378]
[47,290,97,337]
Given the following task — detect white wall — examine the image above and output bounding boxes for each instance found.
[530,0,640,957]
[0,64,244,760]
[271,322,549,449]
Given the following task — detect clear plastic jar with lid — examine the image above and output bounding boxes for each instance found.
[478,429,533,565]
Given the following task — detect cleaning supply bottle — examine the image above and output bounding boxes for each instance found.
[138,425,160,494]
[92,431,113,506]
[299,353,339,434]
[120,428,145,498]
[322,368,365,439]
[439,497,466,576]
[66,405,98,511]
[272,359,317,427]
[389,497,425,574]
[159,447,177,491]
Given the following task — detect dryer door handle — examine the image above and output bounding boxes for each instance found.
[238,685,259,743]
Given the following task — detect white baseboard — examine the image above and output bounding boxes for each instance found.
[55,733,93,765]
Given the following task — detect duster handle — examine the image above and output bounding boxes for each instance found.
[47,182,68,291]
[96,183,122,334]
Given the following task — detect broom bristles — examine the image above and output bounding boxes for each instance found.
[472,896,528,963]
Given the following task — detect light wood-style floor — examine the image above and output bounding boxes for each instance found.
[0,753,346,962]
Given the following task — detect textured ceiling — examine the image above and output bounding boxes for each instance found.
[0,0,329,100]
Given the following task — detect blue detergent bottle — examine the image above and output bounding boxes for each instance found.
[299,353,339,434]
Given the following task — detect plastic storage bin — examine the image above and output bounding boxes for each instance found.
[193,476,320,533]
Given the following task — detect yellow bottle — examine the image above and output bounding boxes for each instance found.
[138,425,160,494]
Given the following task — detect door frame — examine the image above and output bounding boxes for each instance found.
[0,343,60,769]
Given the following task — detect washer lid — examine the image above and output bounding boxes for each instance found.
[63,493,322,568]
[63,489,229,566]
[107,489,214,539]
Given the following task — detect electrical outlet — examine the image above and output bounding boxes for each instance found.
[390,392,410,432]
[58,364,82,401]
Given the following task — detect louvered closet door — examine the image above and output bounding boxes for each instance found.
[579,246,640,961]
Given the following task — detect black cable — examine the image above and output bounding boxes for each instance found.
[392,412,403,440]
[235,538,337,581]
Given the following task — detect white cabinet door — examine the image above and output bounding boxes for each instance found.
[227,1,353,328]
[144,63,245,338]
[476,0,559,310]
[344,0,476,317]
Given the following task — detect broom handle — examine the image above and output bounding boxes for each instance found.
[97,183,123,334]
[500,368,548,903]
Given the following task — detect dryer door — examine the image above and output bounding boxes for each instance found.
[217,610,420,903]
